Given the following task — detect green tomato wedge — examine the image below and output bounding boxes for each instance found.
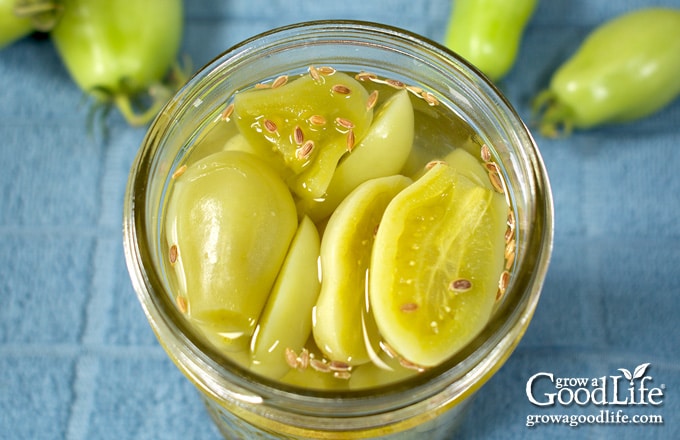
[182,117,243,166]
[233,71,373,201]
[165,150,297,345]
[444,148,493,191]
[313,174,412,366]
[250,216,321,380]
[302,89,414,221]
[223,133,257,155]
[369,163,507,367]
[348,351,419,390]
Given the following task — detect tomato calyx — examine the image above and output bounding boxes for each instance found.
[116,58,190,126]
[13,0,63,32]
[85,57,191,128]
[532,89,575,138]
[48,0,186,129]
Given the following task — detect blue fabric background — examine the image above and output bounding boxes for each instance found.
[1,0,679,438]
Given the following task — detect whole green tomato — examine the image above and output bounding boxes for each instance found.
[0,0,33,48]
[50,0,184,126]
[2,0,66,49]
[534,8,680,137]
[444,0,538,81]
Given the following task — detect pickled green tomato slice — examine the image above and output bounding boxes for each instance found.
[184,114,242,165]
[280,363,350,391]
[233,71,373,201]
[278,336,349,390]
[250,216,321,380]
[348,352,419,390]
[184,118,259,167]
[444,148,493,190]
[369,163,507,367]
[165,150,297,344]
[313,174,412,366]
[302,89,414,221]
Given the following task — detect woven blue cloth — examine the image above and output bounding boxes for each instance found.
[1,0,679,438]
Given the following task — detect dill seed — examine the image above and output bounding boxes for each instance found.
[449,278,472,292]
[285,348,299,369]
[505,249,516,270]
[505,240,516,269]
[488,170,505,194]
[480,144,492,162]
[293,125,304,145]
[332,84,351,95]
[501,270,511,288]
[421,91,439,106]
[329,360,351,372]
[221,103,234,122]
[317,66,336,75]
[385,78,406,89]
[297,140,315,160]
[425,160,447,170]
[355,71,377,81]
[308,114,326,126]
[507,210,515,229]
[255,82,271,89]
[505,239,516,260]
[171,165,187,180]
[400,303,419,312]
[366,90,379,110]
[406,85,423,96]
[169,244,178,264]
[310,358,331,373]
[505,210,516,242]
[346,129,356,151]
[505,225,514,243]
[298,348,310,369]
[497,270,510,300]
[309,65,321,82]
[271,75,288,89]
[335,117,355,129]
[333,371,352,380]
[176,295,188,314]
[484,161,499,173]
[263,118,277,133]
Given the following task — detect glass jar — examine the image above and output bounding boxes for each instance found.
[123,20,553,439]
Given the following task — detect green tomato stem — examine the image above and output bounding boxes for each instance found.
[112,59,191,127]
[532,89,575,138]
[113,88,167,127]
[13,0,63,31]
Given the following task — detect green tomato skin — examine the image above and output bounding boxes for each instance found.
[50,0,183,95]
[550,8,680,129]
[444,0,537,81]
[166,151,298,339]
[0,0,33,49]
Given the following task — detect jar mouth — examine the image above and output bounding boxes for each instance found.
[124,19,554,416]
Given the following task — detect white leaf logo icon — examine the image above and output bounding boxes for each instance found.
[618,368,633,381]
[633,363,651,380]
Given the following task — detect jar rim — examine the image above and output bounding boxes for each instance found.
[124,18,554,422]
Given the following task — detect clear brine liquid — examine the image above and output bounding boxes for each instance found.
[160,68,514,391]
